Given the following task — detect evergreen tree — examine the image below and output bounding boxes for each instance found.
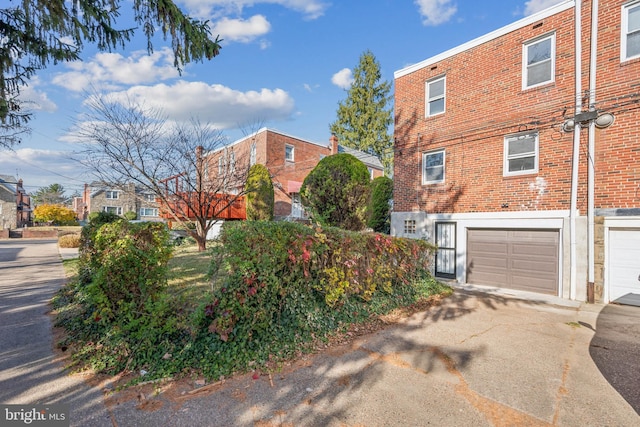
[301,153,370,231]
[330,50,393,174]
[1,0,222,149]
[245,164,274,221]
[367,176,393,234]
[32,183,66,206]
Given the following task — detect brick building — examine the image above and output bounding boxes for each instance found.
[207,128,384,220]
[392,0,640,305]
[0,175,31,229]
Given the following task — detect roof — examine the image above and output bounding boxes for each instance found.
[338,145,384,170]
[0,175,18,194]
[211,127,384,170]
[394,0,574,79]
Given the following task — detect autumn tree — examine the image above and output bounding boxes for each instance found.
[33,204,77,225]
[329,50,393,174]
[32,183,66,206]
[77,95,250,251]
[245,164,274,221]
[0,0,222,149]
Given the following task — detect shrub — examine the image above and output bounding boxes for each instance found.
[78,211,121,285]
[205,222,438,353]
[123,211,137,220]
[367,176,393,234]
[59,234,81,248]
[87,220,172,321]
[301,153,371,231]
[245,164,274,220]
[33,204,78,225]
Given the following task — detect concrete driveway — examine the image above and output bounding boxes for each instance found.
[1,239,639,426]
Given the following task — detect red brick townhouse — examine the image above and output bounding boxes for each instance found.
[392,0,640,305]
[207,128,384,221]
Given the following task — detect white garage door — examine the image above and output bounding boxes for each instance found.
[609,229,640,306]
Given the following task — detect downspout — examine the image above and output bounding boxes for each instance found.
[570,0,582,301]
[586,0,599,303]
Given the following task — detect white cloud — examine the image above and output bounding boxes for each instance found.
[212,15,271,43]
[17,77,57,113]
[51,48,180,93]
[414,0,457,26]
[85,81,295,130]
[331,68,353,89]
[182,0,329,20]
[0,148,86,190]
[524,0,565,16]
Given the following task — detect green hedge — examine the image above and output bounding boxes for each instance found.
[199,221,441,375]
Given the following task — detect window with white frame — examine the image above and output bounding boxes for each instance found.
[218,157,225,174]
[623,1,640,61]
[504,132,539,176]
[139,207,159,217]
[404,219,416,234]
[285,144,294,162]
[250,143,257,166]
[143,193,155,202]
[103,206,122,215]
[105,190,119,199]
[422,149,445,184]
[523,34,555,89]
[425,76,446,117]
[229,151,236,173]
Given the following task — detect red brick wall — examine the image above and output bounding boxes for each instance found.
[394,0,640,214]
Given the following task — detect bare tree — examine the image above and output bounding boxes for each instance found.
[77,95,251,251]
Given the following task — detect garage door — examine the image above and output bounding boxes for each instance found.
[467,229,559,295]
[609,229,640,306]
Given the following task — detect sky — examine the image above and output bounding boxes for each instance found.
[0,0,565,196]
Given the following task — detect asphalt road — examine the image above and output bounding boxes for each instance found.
[0,239,112,426]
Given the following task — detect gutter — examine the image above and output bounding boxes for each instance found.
[586,0,599,303]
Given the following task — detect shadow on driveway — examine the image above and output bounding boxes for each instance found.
[589,303,640,414]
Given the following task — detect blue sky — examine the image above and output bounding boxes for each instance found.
[0,0,564,195]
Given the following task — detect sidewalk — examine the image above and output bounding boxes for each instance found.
[58,246,79,260]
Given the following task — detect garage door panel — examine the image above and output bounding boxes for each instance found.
[609,229,640,306]
[467,229,559,295]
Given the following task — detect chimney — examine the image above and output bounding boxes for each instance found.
[329,134,339,155]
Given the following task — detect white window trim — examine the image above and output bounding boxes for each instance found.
[622,1,640,62]
[522,33,556,90]
[250,143,257,166]
[422,149,446,185]
[503,132,539,177]
[285,144,295,162]
[103,206,122,215]
[425,75,446,117]
[105,190,119,200]
[140,207,159,217]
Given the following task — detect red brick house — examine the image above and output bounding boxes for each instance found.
[207,128,384,221]
[392,0,640,305]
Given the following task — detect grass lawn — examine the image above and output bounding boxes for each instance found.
[166,244,213,307]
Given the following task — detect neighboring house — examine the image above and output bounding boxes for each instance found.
[207,128,384,221]
[81,182,160,221]
[0,175,31,229]
[392,0,640,305]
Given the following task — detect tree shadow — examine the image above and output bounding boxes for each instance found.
[107,288,557,426]
[589,303,640,414]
